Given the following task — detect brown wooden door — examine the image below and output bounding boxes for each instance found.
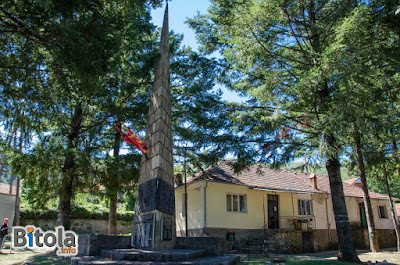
[268,194,279,229]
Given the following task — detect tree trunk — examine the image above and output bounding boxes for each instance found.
[108,127,121,235]
[57,164,74,229]
[13,135,23,227]
[13,176,20,226]
[382,164,400,252]
[57,105,83,230]
[0,127,17,182]
[325,134,360,263]
[353,128,379,252]
[109,193,118,235]
[392,136,400,178]
[9,174,13,194]
[9,133,18,195]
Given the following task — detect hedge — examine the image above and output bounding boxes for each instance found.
[20,206,134,221]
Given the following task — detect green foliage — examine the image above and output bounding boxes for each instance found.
[19,191,134,221]
[367,174,400,200]
[285,162,353,180]
[189,0,399,260]
[188,0,400,168]
[0,0,158,224]
[171,47,243,171]
[0,165,15,184]
[1,0,241,214]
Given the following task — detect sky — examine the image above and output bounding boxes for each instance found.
[150,0,245,103]
[151,0,210,50]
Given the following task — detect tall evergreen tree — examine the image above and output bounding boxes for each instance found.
[186,0,399,261]
[1,0,160,229]
[326,3,400,252]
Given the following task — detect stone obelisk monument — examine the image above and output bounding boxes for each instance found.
[132,5,175,250]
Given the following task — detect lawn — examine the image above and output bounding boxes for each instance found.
[0,244,68,265]
[1,246,399,265]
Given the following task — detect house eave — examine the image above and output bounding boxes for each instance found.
[250,187,316,194]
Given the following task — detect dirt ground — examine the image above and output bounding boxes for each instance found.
[1,245,400,265]
[293,249,400,264]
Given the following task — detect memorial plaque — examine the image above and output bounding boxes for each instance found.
[132,214,154,247]
[162,216,172,241]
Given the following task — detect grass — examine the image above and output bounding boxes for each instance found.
[22,251,69,265]
[1,244,400,265]
[0,248,68,265]
[0,241,68,265]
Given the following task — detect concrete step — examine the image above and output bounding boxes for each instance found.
[70,254,240,265]
[100,249,206,262]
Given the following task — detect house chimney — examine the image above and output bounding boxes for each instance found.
[175,174,183,185]
[310,174,317,189]
[353,178,362,188]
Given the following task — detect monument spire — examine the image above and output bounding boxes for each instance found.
[132,4,175,250]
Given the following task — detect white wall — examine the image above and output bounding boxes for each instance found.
[175,181,206,232]
[312,194,395,230]
[175,181,397,232]
[0,193,15,229]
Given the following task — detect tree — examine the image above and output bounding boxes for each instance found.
[186,0,400,261]
[1,0,160,229]
[328,3,400,252]
[2,0,243,233]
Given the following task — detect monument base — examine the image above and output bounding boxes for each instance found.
[78,235,131,256]
[175,237,227,256]
[132,210,176,250]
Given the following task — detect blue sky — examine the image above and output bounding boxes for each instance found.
[151,0,211,50]
[151,1,245,103]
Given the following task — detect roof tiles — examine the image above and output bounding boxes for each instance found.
[0,183,17,195]
[190,161,390,200]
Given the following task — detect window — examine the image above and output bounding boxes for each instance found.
[378,206,388,219]
[298,200,312,215]
[227,194,247,213]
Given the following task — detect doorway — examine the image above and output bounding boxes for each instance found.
[359,203,367,229]
[268,194,279,229]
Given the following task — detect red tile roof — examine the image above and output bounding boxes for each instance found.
[343,178,359,185]
[190,161,321,193]
[295,172,389,200]
[0,183,18,195]
[396,204,400,217]
[190,161,390,200]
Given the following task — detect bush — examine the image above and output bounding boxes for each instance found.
[20,193,134,221]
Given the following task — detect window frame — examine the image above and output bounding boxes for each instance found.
[378,205,388,219]
[227,193,247,213]
[298,199,312,216]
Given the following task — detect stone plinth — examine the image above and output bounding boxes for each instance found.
[78,235,131,256]
[176,237,227,256]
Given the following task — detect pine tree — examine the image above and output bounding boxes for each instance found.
[1,0,158,229]
[186,0,400,261]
